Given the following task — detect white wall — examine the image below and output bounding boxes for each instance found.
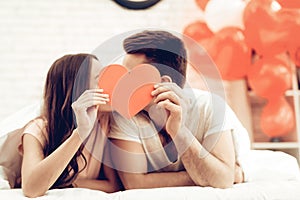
[0,0,203,122]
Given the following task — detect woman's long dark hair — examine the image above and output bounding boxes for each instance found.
[42,53,97,188]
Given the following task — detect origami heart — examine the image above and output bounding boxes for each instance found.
[98,64,161,119]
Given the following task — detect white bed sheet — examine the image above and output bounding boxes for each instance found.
[1,104,300,200]
[1,180,300,200]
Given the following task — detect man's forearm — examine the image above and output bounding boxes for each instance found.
[119,171,195,189]
[172,127,235,188]
[73,179,120,193]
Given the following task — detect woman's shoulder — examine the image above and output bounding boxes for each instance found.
[19,116,48,155]
[23,116,48,145]
[25,116,47,131]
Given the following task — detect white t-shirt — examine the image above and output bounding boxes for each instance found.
[108,88,250,172]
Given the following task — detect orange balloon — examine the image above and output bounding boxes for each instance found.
[243,0,291,56]
[183,21,213,44]
[195,0,209,10]
[183,21,218,79]
[260,97,295,138]
[205,27,251,80]
[280,8,300,49]
[284,9,300,67]
[276,0,300,9]
[248,55,292,99]
[289,46,300,67]
[187,36,221,79]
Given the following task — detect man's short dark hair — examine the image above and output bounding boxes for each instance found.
[123,30,187,87]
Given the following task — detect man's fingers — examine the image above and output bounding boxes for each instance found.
[157,99,181,115]
[153,83,183,98]
[154,91,180,105]
[151,86,170,97]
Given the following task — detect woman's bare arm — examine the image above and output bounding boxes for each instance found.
[21,130,82,198]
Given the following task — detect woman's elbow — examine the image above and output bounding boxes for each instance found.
[22,183,46,198]
[23,189,45,198]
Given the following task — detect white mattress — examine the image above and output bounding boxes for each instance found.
[1,104,300,200]
[1,180,300,200]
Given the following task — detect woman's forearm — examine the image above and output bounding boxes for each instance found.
[22,130,82,197]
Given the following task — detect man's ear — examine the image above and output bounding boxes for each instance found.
[161,75,172,83]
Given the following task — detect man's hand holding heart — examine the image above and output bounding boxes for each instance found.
[98,63,189,140]
[151,82,188,139]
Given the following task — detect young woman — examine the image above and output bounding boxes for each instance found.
[19,54,120,198]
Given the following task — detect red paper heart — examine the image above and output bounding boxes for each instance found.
[97,64,128,100]
[98,64,161,119]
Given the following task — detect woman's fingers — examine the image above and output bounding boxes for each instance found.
[80,89,108,98]
[72,89,110,111]
[78,89,109,101]
[80,96,109,108]
[83,88,104,93]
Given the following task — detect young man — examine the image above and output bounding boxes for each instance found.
[108,30,250,189]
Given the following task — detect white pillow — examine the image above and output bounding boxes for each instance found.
[240,150,300,182]
[0,167,10,189]
[0,102,40,188]
[0,102,41,137]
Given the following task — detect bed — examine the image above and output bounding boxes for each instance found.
[1,103,300,200]
[1,180,300,200]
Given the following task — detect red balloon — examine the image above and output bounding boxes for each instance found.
[248,55,292,99]
[260,97,295,138]
[243,0,292,56]
[183,21,213,44]
[276,0,300,9]
[204,27,251,80]
[188,36,221,79]
[284,9,300,67]
[195,0,209,10]
[289,46,300,67]
[183,21,221,79]
[280,9,300,48]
